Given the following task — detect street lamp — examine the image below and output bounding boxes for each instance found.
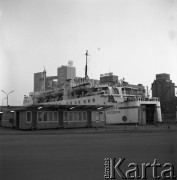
[2,97,7,106]
[1,90,14,106]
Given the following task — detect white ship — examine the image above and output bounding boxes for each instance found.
[24,51,162,125]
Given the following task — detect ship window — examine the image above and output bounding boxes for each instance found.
[43,112,47,121]
[48,111,53,121]
[88,99,90,103]
[83,100,86,103]
[78,101,80,104]
[26,111,32,123]
[70,102,72,105]
[75,101,77,105]
[92,99,95,102]
[37,111,43,122]
[54,112,58,121]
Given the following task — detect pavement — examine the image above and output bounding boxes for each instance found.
[0,123,177,135]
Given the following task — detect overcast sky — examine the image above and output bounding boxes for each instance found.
[0,0,177,106]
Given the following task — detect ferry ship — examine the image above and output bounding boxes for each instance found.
[24,51,162,125]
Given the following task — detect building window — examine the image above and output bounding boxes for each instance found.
[92,99,95,102]
[78,101,80,104]
[26,111,32,123]
[43,112,47,121]
[37,111,43,122]
[48,111,53,121]
[54,112,58,121]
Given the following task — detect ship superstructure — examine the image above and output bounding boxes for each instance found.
[24,51,162,125]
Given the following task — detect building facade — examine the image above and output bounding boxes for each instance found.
[34,70,46,92]
[57,65,76,88]
[34,69,58,92]
[152,73,176,118]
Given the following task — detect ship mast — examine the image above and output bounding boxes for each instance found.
[85,50,88,78]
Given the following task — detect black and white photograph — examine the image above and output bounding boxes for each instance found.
[0,0,177,179]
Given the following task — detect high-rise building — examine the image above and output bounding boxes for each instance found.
[152,73,176,117]
[34,69,46,92]
[34,69,57,92]
[57,65,76,88]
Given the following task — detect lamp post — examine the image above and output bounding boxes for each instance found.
[1,90,14,106]
[2,97,7,106]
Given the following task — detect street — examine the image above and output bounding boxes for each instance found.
[0,129,177,180]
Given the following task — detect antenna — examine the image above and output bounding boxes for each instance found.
[85,50,89,77]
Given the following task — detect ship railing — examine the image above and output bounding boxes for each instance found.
[135,97,159,102]
[125,96,159,102]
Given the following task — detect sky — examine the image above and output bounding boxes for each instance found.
[0,0,177,106]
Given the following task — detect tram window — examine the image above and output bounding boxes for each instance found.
[83,112,87,121]
[79,112,82,121]
[64,112,68,122]
[48,111,53,121]
[69,112,72,121]
[74,112,78,121]
[37,111,43,122]
[26,111,32,123]
[43,112,47,121]
[54,112,58,121]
